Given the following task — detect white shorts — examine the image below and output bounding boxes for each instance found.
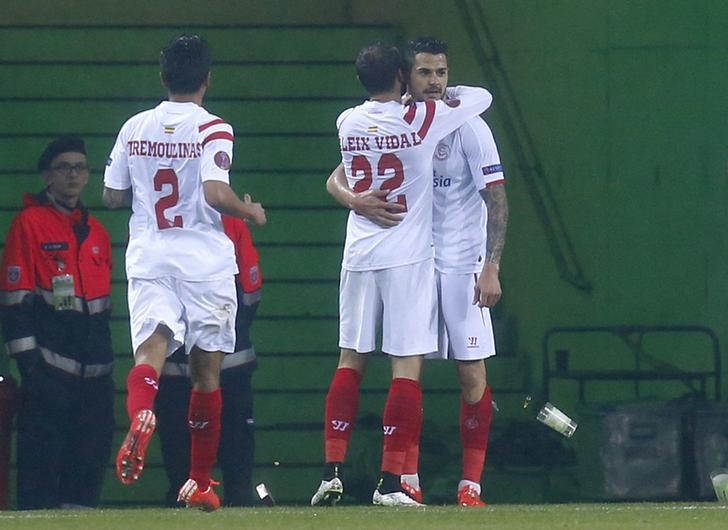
[428,271,496,361]
[127,276,237,357]
[339,259,438,356]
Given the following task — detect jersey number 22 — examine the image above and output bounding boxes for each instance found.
[351,153,408,210]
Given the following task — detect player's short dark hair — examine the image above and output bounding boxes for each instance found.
[355,41,403,95]
[37,135,86,171]
[160,34,211,94]
[403,36,449,71]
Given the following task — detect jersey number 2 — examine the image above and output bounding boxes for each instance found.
[351,153,408,210]
[154,169,183,229]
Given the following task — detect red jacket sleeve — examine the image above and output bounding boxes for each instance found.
[222,215,262,293]
[0,213,39,358]
[0,213,37,294]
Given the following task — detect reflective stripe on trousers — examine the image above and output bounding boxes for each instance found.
[40,347,113,378]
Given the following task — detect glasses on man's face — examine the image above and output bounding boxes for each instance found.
[49,162,90,176]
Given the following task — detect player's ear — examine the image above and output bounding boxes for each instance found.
[402,65,411,84]
[397,70,407,96]
[159,71,167,90]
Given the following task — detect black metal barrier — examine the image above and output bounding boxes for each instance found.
[542,325,725,501]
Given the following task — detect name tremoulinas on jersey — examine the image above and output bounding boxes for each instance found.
[126,139,202,159]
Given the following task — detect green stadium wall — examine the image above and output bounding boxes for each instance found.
[0,0,726,506]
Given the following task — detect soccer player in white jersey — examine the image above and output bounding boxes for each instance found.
[102,34,266,512]
[310,41,492,507]
[326,37,508,507]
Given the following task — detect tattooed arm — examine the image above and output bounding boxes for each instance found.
[473,183,508,307]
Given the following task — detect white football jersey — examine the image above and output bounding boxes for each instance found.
[337,86,492,271]
[104,101,237,281]
[432,116,504,273]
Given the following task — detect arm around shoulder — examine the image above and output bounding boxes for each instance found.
[447,85,493,115]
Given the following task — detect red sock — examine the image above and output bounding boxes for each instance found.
[324,367,362,463]
[126,364,159,420]
[188,388,222,490]
[403,444,420,476]
[381,378,422,475]
[460,386,493,483]
[402,403,423,475]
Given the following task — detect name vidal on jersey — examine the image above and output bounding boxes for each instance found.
[126,140,202,158]
[339,132,422,151]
